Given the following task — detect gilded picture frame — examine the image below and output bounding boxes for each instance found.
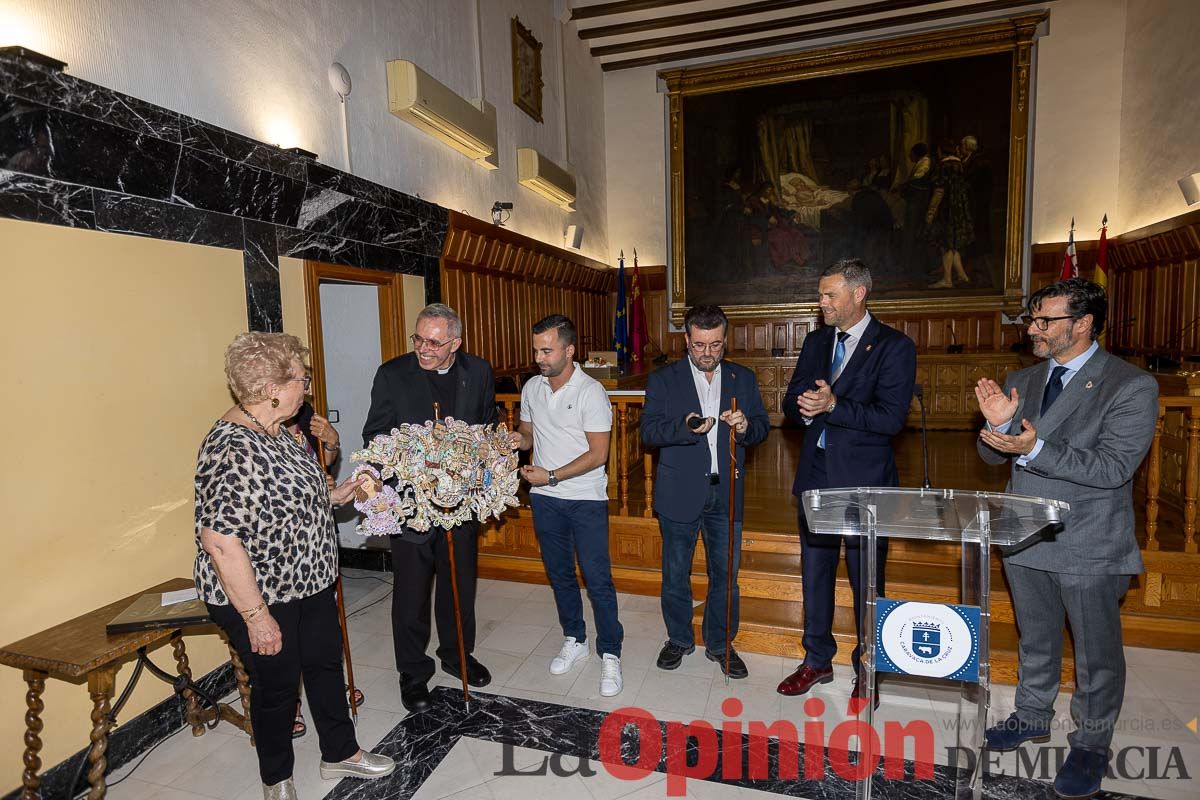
[661,14,1045,324]
[512,16,544,123]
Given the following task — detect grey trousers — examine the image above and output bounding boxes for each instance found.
[1004,563,1131,752]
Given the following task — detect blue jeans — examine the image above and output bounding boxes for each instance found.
[529,494,623,657]
[658,485,742,654]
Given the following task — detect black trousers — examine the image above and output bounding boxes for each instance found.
[798,448,889,674]
[390,523,479,684]
[208,585,358,785]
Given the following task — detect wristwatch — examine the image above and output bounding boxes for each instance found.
[547,469,559,487]
[322,440,339,451]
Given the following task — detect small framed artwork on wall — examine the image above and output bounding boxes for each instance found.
[511,16,543,123]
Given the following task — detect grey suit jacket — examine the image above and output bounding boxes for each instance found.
[977,348,1158,575]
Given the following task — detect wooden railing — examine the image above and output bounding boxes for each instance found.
[497,392,653,517]
[1142,396,1200,553]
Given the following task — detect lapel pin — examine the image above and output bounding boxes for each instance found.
[1085,380,1094,389]
[865,344,873,352]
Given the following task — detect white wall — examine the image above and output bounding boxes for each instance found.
[1030,0,1127,243]
[601,0,1199,261]
[1117,0,1200,233]
[0,0,609,261]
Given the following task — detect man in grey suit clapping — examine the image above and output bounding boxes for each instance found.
[975,278,1159,800]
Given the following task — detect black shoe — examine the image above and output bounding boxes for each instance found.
[706,648,749,679]
[440,655,492,688]
[656,641,695,670]
[399,677,431,713]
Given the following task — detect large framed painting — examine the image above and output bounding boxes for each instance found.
[662,15,1044,322]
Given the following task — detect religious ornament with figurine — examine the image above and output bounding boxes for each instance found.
[349,415,520,534]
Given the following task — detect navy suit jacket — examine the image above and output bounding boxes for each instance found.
[641,358,770,523]
[783,317,916,499]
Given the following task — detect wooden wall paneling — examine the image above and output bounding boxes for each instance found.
[440,211,614,379]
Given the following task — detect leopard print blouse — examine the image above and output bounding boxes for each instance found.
[193,420,337,606]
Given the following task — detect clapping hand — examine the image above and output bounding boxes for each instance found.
[974,379,1019,428]
[796,380,834,417]
[979,417,1038,455]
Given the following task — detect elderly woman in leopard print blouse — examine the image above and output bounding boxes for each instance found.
[194,332,394,800]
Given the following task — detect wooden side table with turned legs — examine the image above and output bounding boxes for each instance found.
[0,578,253,800]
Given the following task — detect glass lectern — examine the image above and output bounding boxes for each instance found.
[802,487,1069,800]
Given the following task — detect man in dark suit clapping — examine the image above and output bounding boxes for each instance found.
[362,303,498,713]
[777,259,916,708]
[641,305,770,679]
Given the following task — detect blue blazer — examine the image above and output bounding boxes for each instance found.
[641,358,770,522]
[783,317,916,498]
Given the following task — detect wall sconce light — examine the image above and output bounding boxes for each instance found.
[491,201,512,226]
[1179,173,1200,207]
[564,224,583,249]
[0,45,66,71]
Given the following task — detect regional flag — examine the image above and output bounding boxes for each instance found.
[630,250,647,364]
[1060,218,1078,280]
[614,251,628,365]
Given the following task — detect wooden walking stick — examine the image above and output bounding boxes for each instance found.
[725,397,738,685]
[433,401,471,706]
[319,442,360,723]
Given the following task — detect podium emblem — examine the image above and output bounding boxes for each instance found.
[911,622,941,659]
[876,599,981,682]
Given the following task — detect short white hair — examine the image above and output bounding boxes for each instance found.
[416,303,462,339]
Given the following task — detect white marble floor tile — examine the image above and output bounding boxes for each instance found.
[504,653,582,695]
[634,670,717,719]
[479,620,556,656]
[168,733,262,798]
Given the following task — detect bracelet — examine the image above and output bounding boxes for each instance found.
[322,440,339,451]
[239,602,266,621]
[826,398,837,415]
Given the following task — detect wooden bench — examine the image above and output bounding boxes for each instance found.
[0,578,252,800]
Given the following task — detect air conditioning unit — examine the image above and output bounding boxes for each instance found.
[517,148,576,210]
[386,59,498,169]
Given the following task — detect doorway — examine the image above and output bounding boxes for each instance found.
[304,261,411,550]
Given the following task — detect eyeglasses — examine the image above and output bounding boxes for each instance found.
[1021,315,1076,331]
[288,376,312,392]
[411,333,455,351]
[688,340,725,354]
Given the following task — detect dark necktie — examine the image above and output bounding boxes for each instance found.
[818,331,851,449]
[1041,365,1069,415]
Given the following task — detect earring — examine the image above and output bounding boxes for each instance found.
[271,397,279,408]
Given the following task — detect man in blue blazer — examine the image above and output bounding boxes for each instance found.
[641,305,770,678]
[776,259,916,708]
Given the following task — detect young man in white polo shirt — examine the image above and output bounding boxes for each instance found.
[511,315,624,696]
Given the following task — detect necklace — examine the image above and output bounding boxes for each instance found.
[238,403,275,436]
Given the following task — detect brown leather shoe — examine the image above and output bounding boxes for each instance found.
[848,676,881,713]
[777,664,833,696]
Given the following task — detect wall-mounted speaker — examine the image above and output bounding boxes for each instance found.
[565,224,583,249]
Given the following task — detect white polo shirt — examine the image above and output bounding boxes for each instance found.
[520,363,613,501]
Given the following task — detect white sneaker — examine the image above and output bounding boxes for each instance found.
[599,653,623,697]
[550,637,590,675]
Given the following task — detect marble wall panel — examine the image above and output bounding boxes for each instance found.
[0,169,95,228]
[94,191,244,248]
[242,219,282,332]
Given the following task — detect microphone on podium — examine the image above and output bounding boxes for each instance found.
[914,384,932,490]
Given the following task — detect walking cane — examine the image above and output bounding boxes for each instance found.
[434,402,472,707]
[318,442,359,723]
[725,397,738,686]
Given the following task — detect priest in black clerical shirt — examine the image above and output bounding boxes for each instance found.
[362,303,499,712]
